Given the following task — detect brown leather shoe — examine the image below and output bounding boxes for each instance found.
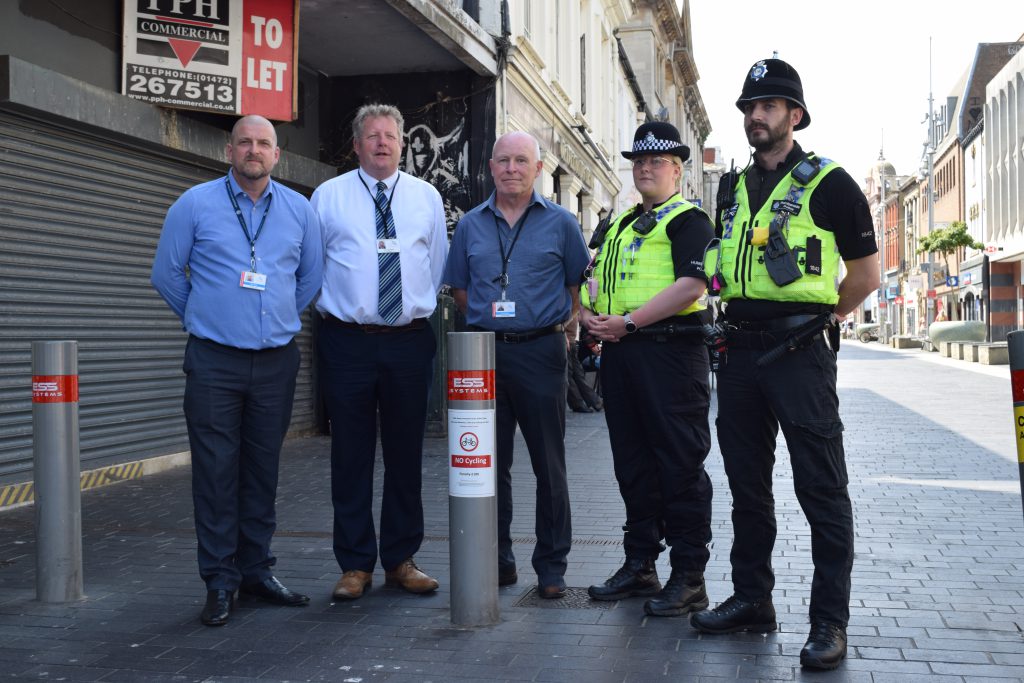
[385,558,439,594]
[332,570,372,600]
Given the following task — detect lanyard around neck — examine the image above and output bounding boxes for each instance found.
[492,204,533,293]
[358,171,401,219]
[225,177,272,272]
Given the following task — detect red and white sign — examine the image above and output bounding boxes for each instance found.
[32,375,79,404]
[447,369,495,401]
[122,0,297,120]
[448,409,495,497]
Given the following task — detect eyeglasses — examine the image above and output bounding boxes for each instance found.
[631,156,675,169]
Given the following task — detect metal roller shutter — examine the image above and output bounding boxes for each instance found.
[0,111,316,479]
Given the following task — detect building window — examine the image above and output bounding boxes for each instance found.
[523,0,531,38]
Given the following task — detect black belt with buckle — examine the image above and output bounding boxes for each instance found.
[325,314,428,334]
[729,314,820,332]
[725,314,824,350]
[472,324,564,344]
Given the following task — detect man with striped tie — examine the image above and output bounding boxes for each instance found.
[312,104,448,600]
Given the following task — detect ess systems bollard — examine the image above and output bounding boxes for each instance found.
[31,340,84,602]
[1009,331,1024,524]
[447,331,499,626]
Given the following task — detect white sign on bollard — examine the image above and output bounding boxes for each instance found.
[448,409,495,497]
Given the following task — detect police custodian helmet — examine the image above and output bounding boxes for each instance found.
[735,57,811,130]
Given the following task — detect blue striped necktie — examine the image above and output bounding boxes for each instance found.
[374,181,403,324]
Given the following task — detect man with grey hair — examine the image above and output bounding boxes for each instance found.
[313,104,448,600]
[444,131,590,598]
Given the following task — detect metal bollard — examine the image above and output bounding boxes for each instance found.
[31,340,84,602]
[446,331,499,626]
[1009,331,1024,524]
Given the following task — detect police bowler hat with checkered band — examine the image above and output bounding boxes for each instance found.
[621,122,690,161]
[736,58,811,130]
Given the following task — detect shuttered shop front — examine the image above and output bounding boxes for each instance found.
[0,111,317,479]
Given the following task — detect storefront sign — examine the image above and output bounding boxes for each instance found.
[122,0,297,120]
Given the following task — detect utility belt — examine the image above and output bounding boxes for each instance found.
[725,314,822,350]
[624,321,705,344]
[702,312,837,370]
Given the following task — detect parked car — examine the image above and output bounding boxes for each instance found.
[855,323,879,343]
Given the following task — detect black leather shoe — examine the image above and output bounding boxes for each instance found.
[239,576,310,606]
[800,621,847,670]
[200,589,233,626]
[588,558,660,601]
[643,570,708,617]
[538,577,566,599]
[571,405,595,413]
[690,594,777,633]
[498,566,518,586]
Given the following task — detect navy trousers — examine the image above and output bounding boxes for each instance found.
[183,336,300,591]
[494,333,571,585]
[318,321,436,572]
[716,336,853,626]
[600,336,712,572]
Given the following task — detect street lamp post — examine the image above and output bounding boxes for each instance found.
[926,40,936,330]
[878,152,888,344]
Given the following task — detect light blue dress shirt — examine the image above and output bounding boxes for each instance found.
[151,171,324,350]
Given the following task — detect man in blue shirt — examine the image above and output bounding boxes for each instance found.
[151,115,323,626]
[444,131,590,599]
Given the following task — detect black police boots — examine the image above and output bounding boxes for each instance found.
[587,558,660,601]
[689,594,778,633]
[800,621,847,670]
[642,570,708,617]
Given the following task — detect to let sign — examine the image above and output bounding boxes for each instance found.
[123,0,297,121]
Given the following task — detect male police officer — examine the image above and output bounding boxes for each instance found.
[689,58,878,670]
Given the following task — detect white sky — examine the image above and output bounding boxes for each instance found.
[687,1,1024,185]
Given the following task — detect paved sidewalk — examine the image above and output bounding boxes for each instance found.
[0,342,1022,681]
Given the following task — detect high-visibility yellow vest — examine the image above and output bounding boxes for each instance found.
[711,156,841,304]
[583,194,706,316]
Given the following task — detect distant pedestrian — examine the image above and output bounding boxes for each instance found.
[564,317,603,413]
[151,115,322,626]
[313,104,448,601]
[444,131,591,599]
[581,121,714,618]
[689,58,878,670]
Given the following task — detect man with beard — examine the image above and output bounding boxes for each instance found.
[688,58,877,670]
[152,115,323,626]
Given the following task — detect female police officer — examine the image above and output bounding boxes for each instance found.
[581,121,714,617]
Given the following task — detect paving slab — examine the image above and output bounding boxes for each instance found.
[0,342,1022,681]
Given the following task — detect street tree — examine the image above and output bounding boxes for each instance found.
[916,221,983,320]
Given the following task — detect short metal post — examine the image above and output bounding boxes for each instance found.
[1009,331,1024,524]
[31,340,83,602]
[447,331,498,626]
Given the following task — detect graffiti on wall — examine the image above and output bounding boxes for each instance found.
[403,118,471,233]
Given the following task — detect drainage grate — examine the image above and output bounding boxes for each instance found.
[512,587,617,609]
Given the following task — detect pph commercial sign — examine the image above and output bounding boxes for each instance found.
[122,0,297,121]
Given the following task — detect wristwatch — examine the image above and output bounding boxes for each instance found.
[623,313,638,334]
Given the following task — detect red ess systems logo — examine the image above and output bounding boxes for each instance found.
[448,370,494,400]
[32,375,79,403]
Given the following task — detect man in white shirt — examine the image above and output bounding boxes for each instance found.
[312,103,448,600]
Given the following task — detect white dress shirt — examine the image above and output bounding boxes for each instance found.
[312,168,448,325]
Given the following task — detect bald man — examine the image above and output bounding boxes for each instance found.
[152,115,323,626]
[443,131,590,599]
